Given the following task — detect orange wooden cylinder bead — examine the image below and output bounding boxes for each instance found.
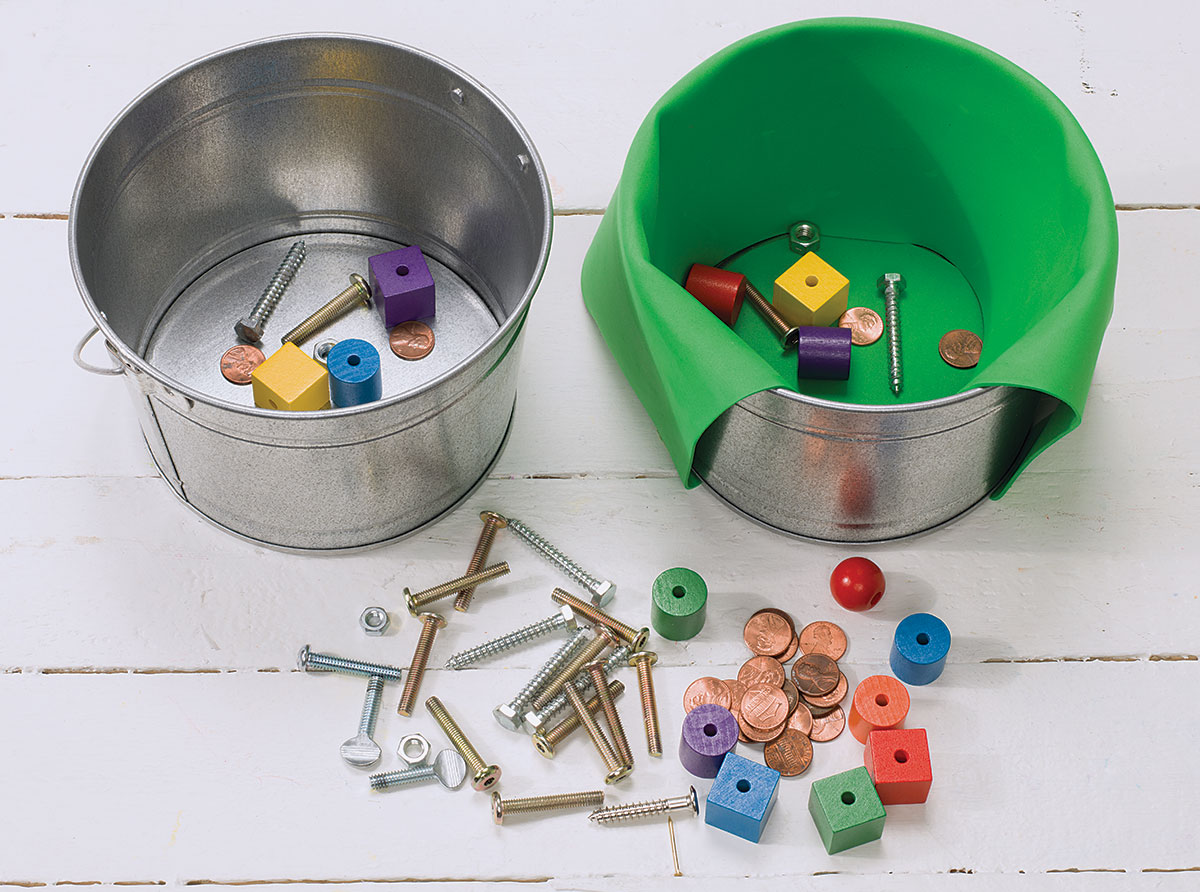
[684,263,745,326]
[847,675,910,744]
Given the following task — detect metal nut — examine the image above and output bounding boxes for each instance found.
[313,338,338,364]
[360,606,390,636]
[398,733,431,766]
[789,220,820,255]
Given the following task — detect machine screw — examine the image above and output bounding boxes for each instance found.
[369,749,467,792]
[564,683,630,784]
[506,517,615,607]
[235,239,306,343]
[878,273,906,396]
[405,562,510,616]
[339,675,384,767]
[550,588,649,651]
[533,679,625,758]
[524,643,632,731]
[396,613,447,717]
[297,645,405,682]
[426,695,501,791]
[447,606,578,670]
[789,220,821,255]
[629,651,663,757]
[491,789,606,825]
[494,626,591,731]
[454,511,508,612]
[359,606,389,636]
[588,786,699,824]
[742,280,799,349]
[586,661,633,769]
[280,273,371,345]
[531,627,619,711]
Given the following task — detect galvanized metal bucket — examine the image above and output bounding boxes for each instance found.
[70,35,552,551]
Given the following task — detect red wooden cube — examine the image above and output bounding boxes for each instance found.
[864,728,932,805]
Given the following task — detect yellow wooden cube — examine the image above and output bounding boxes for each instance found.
[772,252,850,328]
[251,342,330,411]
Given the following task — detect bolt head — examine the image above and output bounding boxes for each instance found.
[480,510,508,528]
[491,791,506,824]
[789,220,821,256]
[877,273,906,294]
[589,580,616,608]
[296,644,312,670]
[493,703,524,731]
[685,785,699,815]
[403,588,419,617]
[339,733,382,768]
[234,317,264,343]
[360,606,390,636]
[431,749,468,789]
[605,764,633,785]
[532,729,556,759]
[472,764,502,791]
[350,272,372,303]
[632,627,651,652]
[419,612,448,631]
[629,650,659,669]
[523,709,547,732]
[559,605,579,631]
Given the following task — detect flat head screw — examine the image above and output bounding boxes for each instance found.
[280,273,371,346]
[533,679,625,759]
[404,562,510,616]
[877,273,907,396]
[742,281,800,349]
[339,674,384,767]
[564,682,630,784]
[588,786,700,824]
[454,511,508,612]
[426,695,501,791]
[396,613,447,717]
[531,627,619,711]
[369,749,467,792]
[491,789,606,825]
[586,661,633,770]
[550,588,648,651]
[629,651,663,757]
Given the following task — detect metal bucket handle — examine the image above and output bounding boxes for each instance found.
[73,326,124,376]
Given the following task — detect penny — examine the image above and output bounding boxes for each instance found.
[838,306,884,346]
[792,653,840,697]
[776,633,799,663]
[780,678,800,716]
[939,329,983,369]
[764,729,814,776]
[737,655,786,688]
[787,700,814,735]
[798,621,848,661]
[683,677,731,713]
[723,679,750,743]
[389,320,436,360]
[803,672,848,710]
[743,611,793,657]
[806,701,839,719]
[810,705,846,742]
[739,714,787,743]
[740,683,790,732]
[220,344,265,385]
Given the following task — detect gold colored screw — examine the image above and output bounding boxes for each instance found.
[454,511,508,612]
[742,281,800,349]
[426,695,501,791]
[280,273,372,345]
[531,627,617,710]
[491,789,605,825]
[629,651,662,757]
[586,661,633,770]
[396,613,446,717]
[564,683,630,785]
[405,562,510,616]
[551,588,649,650]
[534,679,625,759]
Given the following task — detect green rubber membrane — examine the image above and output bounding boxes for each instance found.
[651,567,708,641]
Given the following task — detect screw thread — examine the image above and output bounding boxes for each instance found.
[588,793,695,824]
[564,683,622,773]
[298,646,405,682]
[407,562,510,612]
[537,680,625,756]
[633,658,663,756]
[503,627,590,716]
[249,239,306,325]
[507,518,603,592]
[369,764,435,791]
[884,286,902,395]
[454,514,506,612]
[426,696,487,776]
[397,617,443,716]
[531,630,614,710]
[587,663,632,768]
[280,274,371,345]
[358,675,384,736]
[447,611,568,670]
[530,645,631,727]
[550,589,641,648]
[742,281,793,343]
[498,790,605,817]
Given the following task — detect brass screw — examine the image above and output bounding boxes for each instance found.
[563,683,630,784]
[533,679,624,759]
[742,281,800,349]
[531,627,618,711]
[629,651,662,757]
[550,588,649,651]
[586,661,633,770]
[396,613,446,717]
[425,695,501,791]
[454,511,508,612]
[491,789,605,825]
[280,273,371,345]
[405,562,510,616]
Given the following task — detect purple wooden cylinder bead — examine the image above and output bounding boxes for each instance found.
[679,703,739,778]
[368,245,436,328]
[795,325,852,381]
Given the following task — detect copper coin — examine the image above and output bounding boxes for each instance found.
[798,621,848,660]
[683,677,731,713]
[220,344,265,385]
[838,307,884,346]
[939,329,983,369]
[764,729,814,776]
[780,678,800,716]
[806,701,839,719]
[787,700,814,735]
[743,611,793,657]
[739,714,787,743]
[803,671,848,710]
[724,679,750,743]
[776,633,800,663]
[792,653,840,697]
[737,655,786,688]
[740,683,790,732]
[389,321,436,360]
[810,705,846,742]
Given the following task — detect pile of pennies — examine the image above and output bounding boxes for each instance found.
[682,609,848,778]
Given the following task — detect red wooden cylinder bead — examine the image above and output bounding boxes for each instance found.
[848,675,910,744]
[684,263,745,326]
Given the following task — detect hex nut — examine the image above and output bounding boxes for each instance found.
[789,220,821,255]
[398,733,431,766]
[313,338,338,364]
[360,606,390,636]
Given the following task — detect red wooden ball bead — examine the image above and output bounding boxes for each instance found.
[830,557,885,611]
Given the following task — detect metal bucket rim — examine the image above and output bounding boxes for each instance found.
[69,32,553,420]
[745,383,1000,416]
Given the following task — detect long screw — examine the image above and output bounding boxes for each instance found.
[396,613,447,716]
[531,628,618,711]
[878,273,907,396]
[447,606,577,670]
[533,679,625,758]
[426,695,501,791]
[629,651,663,757]
[551,588,649,651]
[454,511,508,612]
[492,789,606,825]
[280,273,371,345]
[297,645,405,682]
[235,239,306,343]
[742,281,800,349]
[506,517,615,607]
[524,643,632,731]
[369,749,467,792]
[586,661,633,770]
[564,683,630,784]
[589,787,700,824]
[339,675,384,767]
[494,627,591,730]
[405,562,510,615]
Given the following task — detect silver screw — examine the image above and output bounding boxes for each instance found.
[494,626,591,731]
[530,628,618,712]
[234,239,306,343]
[506,517,615,607]
[878,273,906,396]
[339,675,384,767]
[589,787,699,824]
[369,749,467,792]
[524,643,633,732]
[297,645,405,682]
[446,606,578,670]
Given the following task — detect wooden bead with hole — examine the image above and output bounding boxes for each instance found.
[847,675,910,744]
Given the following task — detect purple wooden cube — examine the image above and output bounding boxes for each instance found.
[368,245,436,328]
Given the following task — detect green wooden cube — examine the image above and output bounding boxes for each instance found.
[808,766,886,853]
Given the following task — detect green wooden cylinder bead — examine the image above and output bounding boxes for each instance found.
[651,567,708,640]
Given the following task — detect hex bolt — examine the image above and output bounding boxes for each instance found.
[491,789,606,825]
[494,626,591,731]
[533,679,625,759]
[297,645,405,682]
[531,627,619,711]
[586,661,633,770]
[524,643,632,732]
[742,280,800,349]
[878,273,906,396]
[339,675,384,768]
[404,562,510,616]
[629,651,663,757]
[359,606,389,636]
[564,683,630,785]
[426,695,501,791]
[396,613,447,717]
[789,220,821,255]
[506,517,615,607]
[369,749,467,792]
[234,239,306,343]
[588,786,699,824]
[550,588,649,651]
[280,272,371,346]
[454,511,508,612]
[447,606,578,670]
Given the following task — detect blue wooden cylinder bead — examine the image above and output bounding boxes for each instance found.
[889,612,951,685]
[326,339,383,407]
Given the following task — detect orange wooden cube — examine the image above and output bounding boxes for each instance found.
[865,728,932,804]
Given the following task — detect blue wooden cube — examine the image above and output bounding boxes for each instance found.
[368,245,436,328]
[705,753,780,843]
